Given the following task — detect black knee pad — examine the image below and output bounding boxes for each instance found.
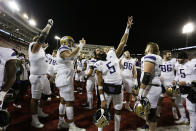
[41,94,49,101]
[148,108,156,122]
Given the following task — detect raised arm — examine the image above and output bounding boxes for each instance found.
[60,38,86,59]
[115,16,133,57]
[32,19,53,53]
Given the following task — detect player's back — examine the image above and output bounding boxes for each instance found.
[140,54,162,85]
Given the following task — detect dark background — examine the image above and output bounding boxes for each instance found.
[19,0,196,54]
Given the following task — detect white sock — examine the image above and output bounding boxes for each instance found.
[98,127,103,131]
[66,106,73,121]
[32,114,39,122]
[88,93,93,108]
[114,114,121,131]
[59,103,65,121]
[178,106,186,119]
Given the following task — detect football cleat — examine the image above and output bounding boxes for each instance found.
[60,36,74,47]
[58,120,69,129]
[175,118,189,124]
[93,108,111,128]
[69,124,86,131]
[133,97,151,120]
[31,120,44,128]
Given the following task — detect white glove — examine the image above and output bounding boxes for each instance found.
[48,19,53,26]
[138,88,144,100]
[134,79,138,87]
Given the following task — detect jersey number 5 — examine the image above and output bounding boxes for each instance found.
[180,69,186,78]
[106,61,116,74]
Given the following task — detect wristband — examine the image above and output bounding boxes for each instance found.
[125,28,129,34]
[100,94,105,101]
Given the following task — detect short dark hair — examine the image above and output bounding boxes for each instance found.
[177,51,188,59]
[162,50,171,57]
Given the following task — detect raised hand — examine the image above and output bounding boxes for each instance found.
[79,37,86,45]
[127,16,133,29]
[48,19,53,26]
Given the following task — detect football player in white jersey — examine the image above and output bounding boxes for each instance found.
[138,42,162,131]
[83,56,97,109]
[46,50,58,101]
[181,54,196,131]
[173,51,190,124]
[55,36,86,130]
[75,54,87,94]
[0,47,17,106]
[28,19,53,128]
[156,50,178,119]
[95,16,133,131]
[0,47,17,129]
[119,51,138,111]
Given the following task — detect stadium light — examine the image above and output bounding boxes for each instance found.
[182,23,194,34]
[23,13,29,19]
[8,1,20,12]
[54,35,60,40]
[29,19,36,26]
[182,22,194,47]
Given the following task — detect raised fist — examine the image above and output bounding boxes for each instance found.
[48,19,53,26]
[79,37,86,45]
[127,16,133,29]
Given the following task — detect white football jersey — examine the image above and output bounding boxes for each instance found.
[188,58,196,82]
[106,48,118,61]
[76,59,87,71]
[46,54,57,66]
[95,50,122,85]
[28,42,48,75]
[174,61,191,83]
[46,54,57,76]
[160,58,176,83]
[56,45,74,71]
[120,57,135,79]
[0,47,17,86]
[140,54,162,85]
[85,58,97,76]
[55,45,75,87]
